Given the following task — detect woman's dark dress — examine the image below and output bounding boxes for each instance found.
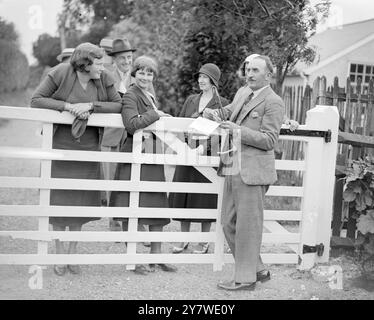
[110,84,169,226]
[169,93,229,223]
[50,80,102,226]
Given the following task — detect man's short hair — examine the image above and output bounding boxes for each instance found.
[252,55,274,74]
[70,42,104,73]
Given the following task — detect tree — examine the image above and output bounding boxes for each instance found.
[179,0,330,97]
[0,17,19,44]
[33,34,61,67]
[247,0,330,93]
[109,0,193,115]
[58,0,134,48]
[0,17,29,93]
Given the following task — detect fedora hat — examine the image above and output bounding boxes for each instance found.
[99,38,113,54]
[108,38,136,56]
[56,48,75,62]
[195,63,221,88]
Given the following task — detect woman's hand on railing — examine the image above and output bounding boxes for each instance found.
[69,103,93,118]
[77,112,91,120]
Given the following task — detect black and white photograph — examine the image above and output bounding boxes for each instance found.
[0,0,374,303]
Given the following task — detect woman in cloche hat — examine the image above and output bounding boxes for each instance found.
[169,63,230,254]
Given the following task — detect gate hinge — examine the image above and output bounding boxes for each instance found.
[280,129,332,143]
[303,243,324,256]
[324,129,332,143]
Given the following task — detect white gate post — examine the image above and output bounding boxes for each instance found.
[213,176,225,271]
[298,136,324,270]
[38,123,53,257]
[298,105,339,269]
[126,130,143,270]
[312,106,339,263]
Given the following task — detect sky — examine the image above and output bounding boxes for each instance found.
[1,0,374,65]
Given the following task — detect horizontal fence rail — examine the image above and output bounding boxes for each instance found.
[0,105,339,270]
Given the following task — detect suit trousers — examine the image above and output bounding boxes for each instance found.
[222,174,268,283]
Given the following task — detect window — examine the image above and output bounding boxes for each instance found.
[349,62,374,86]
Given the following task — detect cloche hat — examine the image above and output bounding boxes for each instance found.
[195,63,221,88]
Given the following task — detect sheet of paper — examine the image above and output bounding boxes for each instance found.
[188,117,220,136]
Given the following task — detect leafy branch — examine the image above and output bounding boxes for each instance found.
[343,156,374,235]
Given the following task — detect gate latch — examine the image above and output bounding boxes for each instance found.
[303,243,324,256]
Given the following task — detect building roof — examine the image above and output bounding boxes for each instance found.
[293,18,374,75]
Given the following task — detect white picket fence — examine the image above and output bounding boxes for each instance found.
[0,105,339,271]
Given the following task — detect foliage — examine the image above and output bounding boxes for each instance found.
[248,0,330,93]
[179,0,330,98]
[0,39,29,93]
[343,156,374,238]
[33,34,61,67]
[109,0,193,115]
[0,17,19,44]
[0,17,29,93]
[56,0,330,111]
[59,0,133,48]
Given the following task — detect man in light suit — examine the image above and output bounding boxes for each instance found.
[205,55,285,291]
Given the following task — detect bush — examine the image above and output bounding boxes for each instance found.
[343,156,374,254]
[0,39,29,93]
[32,33,61,67]
[27,65,45,89]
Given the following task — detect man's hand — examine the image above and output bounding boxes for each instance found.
[219,121,241,133]
[203,108,221,122]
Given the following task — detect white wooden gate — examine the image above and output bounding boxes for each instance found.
[0,105,339,270]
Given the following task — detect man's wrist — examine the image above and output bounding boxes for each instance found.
[64,102,71,111]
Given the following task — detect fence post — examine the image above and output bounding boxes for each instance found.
[297,132,324,270]
[126,130,143,270]
[38,123,53,257]
[213,176,225,271]
[308,106,340,265]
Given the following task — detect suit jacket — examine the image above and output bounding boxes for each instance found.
[101,66,136,147]
[217,86,285,185]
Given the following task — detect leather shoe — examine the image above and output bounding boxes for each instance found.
[133,265,149,275]
[192,243,209,254]
[256,270,271,283]
[157,263,177,272]
[53,265,67,276]
[217,280,256,291]
[67,265,81,274]
[172,243,189,254]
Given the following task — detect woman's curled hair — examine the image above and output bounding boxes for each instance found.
[70,42,104,73]
[131,55,158,78]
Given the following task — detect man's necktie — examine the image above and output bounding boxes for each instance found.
[232,92,254,123]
